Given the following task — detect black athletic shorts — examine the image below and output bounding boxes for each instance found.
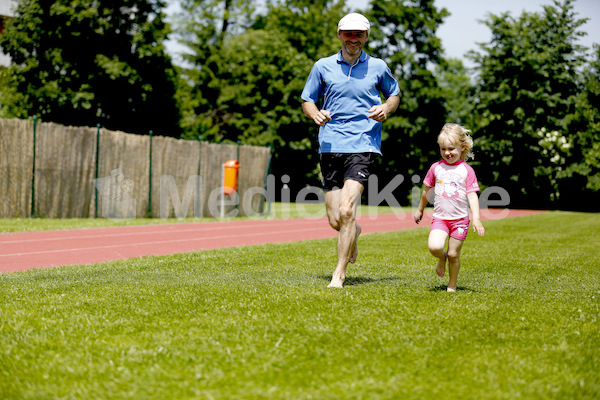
[320,152,380,191]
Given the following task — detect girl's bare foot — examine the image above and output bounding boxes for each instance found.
[349,225,361,264]
[436,251,447,277]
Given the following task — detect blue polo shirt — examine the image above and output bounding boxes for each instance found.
[301,50,399,154]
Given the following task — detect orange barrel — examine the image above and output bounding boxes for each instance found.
[223,160,240,195]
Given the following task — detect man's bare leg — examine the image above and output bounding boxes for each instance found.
[326,180,363,288]
[328,223,356,288]
[349,224,361,264]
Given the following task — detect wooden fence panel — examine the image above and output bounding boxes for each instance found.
[34,123,97,218]
[151,136,201,218]
[238,144,271,216]
[96,129,149,219]
[0,118,34,217]
[0,118,272,219]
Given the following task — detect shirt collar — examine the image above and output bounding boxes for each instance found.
[441,159,465,166]
[336,50,368,65]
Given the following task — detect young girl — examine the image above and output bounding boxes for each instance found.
[414,123,485,292]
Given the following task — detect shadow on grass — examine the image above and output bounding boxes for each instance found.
[316,275,401,286]
[429,285,477,293]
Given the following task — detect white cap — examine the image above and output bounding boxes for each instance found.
[337,13,370,34]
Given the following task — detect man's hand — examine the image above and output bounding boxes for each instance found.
[312,109,332,126]
[368,95,399,122]
[302,101,332,126]
[368,104,388,122]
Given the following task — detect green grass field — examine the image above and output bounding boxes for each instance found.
[0,211,598,399]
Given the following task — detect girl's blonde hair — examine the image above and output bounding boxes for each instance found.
[437,123,474,161]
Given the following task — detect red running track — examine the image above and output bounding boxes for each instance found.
[0,210,544,273]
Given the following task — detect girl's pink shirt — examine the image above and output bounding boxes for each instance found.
[423,159,480,220]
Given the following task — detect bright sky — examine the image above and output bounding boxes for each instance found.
[347,0,600,67]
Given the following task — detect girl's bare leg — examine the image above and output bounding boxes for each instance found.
[428,230,448,278]
[446,237,465,292]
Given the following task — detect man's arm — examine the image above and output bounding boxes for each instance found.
[302,100,332,126]
[368,94,399,122]
[383,94,400,114]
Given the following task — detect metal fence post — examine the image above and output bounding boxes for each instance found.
[94,124,101,218]
[30,116,37,218]
[197,136,203,218]
[236,140,242,215]
[259,144,273,215]
[148,130,153,218]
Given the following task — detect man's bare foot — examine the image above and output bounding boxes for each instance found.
[327,274,345,288]
[349,225,361,264]
[447,286,456,292]
[436,251,447,277]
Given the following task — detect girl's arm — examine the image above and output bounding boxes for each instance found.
[414,186,432,224]
[467,191,485,236]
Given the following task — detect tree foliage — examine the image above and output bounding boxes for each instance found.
[0,0,180,136]
[174,0,258,141]
[434,58,474,126]
[557,43,600,208]
[469,0,598,209]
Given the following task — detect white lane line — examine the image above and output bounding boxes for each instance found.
[0,219,329,245]
[0,226,335,257]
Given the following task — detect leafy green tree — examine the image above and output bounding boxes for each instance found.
[173,0,258,140]
[0,0,180,136]
[469,0,592,209]
[434,58,474,127]
[176,0,256,64]
[200,29,313,145]
[555,43,600,209]
[259,0,344,61]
